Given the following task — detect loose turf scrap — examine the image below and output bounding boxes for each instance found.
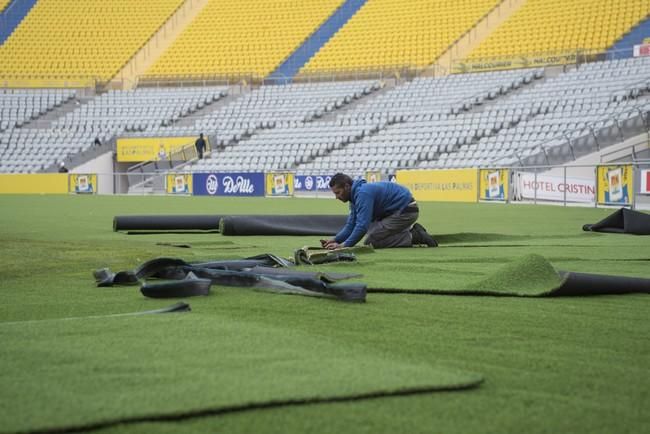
[370,254,650,297]
[0,315,482,434]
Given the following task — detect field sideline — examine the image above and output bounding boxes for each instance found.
[1,195,648,434]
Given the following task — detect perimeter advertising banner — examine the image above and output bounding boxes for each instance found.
[165,173,193,195]
[396,169,478,202]
[597,165,633,205]
[0,174,68,194]
[513,172,595,203]
[454,51,579,74]
[633,43,650,57]
[266,172,295,196]
[116,136,202,162]
[68,174,97,194]
[193,172,264,196]
[641,169,650,195]
[294,175,332,192]
[479,169,508,201]
[364,171,381,183]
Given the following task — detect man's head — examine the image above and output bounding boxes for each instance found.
[329,173,353,203]
[199,133,204,138]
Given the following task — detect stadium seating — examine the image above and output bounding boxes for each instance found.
[0,86,227,173]
[465,0,650,61]
[0,0,184,82]
[146,0,343,78]
[156,80,384,172]
[480,56,650,167]
[296,56,649,174]
[297,69,542,174]
[3,56,648,175]
[0,88,75,132]
[300,0,500,73]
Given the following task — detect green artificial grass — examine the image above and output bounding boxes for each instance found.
[1,313,481,433]
[368,253,563,295]
[0,195,649,434]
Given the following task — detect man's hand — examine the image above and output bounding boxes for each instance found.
[320,239,342,250]
[325,241,343,250]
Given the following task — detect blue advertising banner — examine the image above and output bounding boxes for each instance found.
[294,175,333,192]
[193,172,265,197]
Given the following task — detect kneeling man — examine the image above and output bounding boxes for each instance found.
[321,173,437,249]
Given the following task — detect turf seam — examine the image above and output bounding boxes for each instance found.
[10,381,483,434]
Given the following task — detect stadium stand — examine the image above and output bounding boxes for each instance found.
[145,0,344,79]
[129,80,384,172]
[0,0,184,83]
[0,1,648,178]
[299,56,649,174]
[0,86,227,173]
[297,68,543,174]
[486,56,650,167]
[0,88,75,132]
[299,0,501,73]
[465,0,650,61]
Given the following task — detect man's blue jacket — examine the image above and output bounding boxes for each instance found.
[334,179,413,247]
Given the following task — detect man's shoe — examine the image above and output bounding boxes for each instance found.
[410,223,438,247]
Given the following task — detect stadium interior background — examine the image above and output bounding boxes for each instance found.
[0,0,649,207]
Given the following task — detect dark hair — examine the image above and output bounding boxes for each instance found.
[329,173,353,188]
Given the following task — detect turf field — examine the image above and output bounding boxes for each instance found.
[0,194,648,434]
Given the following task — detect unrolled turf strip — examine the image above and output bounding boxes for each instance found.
[368,254,650,296]
[0,315,482,434]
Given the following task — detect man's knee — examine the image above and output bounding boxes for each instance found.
[365,230,411,248]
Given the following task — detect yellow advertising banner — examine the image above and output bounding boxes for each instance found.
[396,169,478,202]
[165,173,193,195]
[479,169,509,201]
[265,172,295,196]
[364,171,382,183]
[116,136,203,162]
[453,51,579,74]
[68,174,97,194]
[0,174,68,194]
[597,165,633,205]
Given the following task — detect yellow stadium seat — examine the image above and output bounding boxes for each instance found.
[146,0,343,78]
[465,0,650,62]
[300,0,500,74]
[0,0,184,83]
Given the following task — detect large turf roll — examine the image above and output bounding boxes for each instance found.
[113,215,223,232]
[219,215,348,236]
